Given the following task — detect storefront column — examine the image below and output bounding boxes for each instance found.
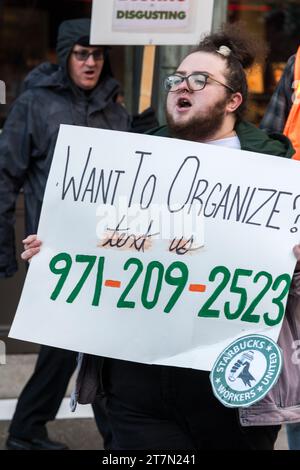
[154,0,229,124]
[212,0,229,32]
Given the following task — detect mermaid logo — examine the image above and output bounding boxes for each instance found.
[210,334,282,408]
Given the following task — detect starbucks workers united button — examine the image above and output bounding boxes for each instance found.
[210,334,282,408]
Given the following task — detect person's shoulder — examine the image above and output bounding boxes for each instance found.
[7,65,64,116]
[236,120,294,158]
[283,54,296,79]
[287,53,296,67]
[22,62,62,92]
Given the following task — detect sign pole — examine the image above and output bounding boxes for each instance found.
[138,45,156,113]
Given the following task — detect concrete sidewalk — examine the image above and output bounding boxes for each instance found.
[0,354,289,450]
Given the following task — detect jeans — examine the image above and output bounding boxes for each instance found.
[286,423,300,450]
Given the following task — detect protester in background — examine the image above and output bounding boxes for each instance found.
[261,49,300,451]
[0,17,157,451]
[22,26,300,450]
[260,54,296,135]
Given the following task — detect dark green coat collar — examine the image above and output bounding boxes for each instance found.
[147,120,295,159]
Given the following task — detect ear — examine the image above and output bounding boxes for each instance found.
[226,92,243,114]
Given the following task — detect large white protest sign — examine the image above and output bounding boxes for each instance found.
[9,125,300,370]
[90,0,214,45]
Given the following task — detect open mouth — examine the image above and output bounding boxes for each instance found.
[177,97,192,109]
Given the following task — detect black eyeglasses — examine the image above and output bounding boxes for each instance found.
[72,49,104,62]
[164,72,235,93]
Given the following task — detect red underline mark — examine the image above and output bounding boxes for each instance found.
[189,284,206,293]
[105,280,121,288]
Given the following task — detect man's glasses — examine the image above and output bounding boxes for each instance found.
[72,49,104,62]
[164,72,235,93]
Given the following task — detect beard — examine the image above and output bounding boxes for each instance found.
[166,96,228,142]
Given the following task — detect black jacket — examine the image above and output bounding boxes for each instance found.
[0,19,130,277]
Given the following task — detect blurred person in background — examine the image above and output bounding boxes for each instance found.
[0,17,157,451]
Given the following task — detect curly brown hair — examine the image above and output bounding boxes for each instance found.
[193,24,264,121]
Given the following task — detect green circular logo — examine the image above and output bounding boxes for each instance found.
[210,334,282,408]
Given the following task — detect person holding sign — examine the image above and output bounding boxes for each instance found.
[0,17,156,451]
[20,27,300,450]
